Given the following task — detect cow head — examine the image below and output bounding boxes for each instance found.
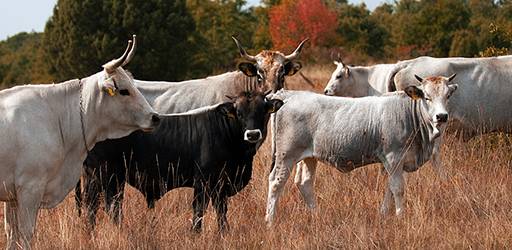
[232,37,308,93]
[217,91,283,143]
[404,74,458,138]
[98,35,159,135]
[324,56,358,96]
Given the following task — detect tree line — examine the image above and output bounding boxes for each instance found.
[0,0,511,87]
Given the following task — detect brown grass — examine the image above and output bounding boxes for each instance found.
[2,65,512,249]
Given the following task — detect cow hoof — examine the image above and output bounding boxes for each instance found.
[379,205,389,215]
[191,226,202,234]
[306,202,316,210]
[395,208,403,216]
[265,218,274,228]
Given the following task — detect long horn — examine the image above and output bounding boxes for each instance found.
[232,36,256,62]
[285,38,309,60]
[122,35,137,67]
[103,39,132,73]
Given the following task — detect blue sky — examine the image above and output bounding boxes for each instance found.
[0,0,385,41]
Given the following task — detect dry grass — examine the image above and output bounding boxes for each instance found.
[2,65,512,249]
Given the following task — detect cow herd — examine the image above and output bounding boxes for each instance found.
[1,34,511,248]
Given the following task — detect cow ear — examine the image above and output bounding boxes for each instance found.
[404,86,424,100]
[344,66,350,78]
[217,102,236,119]
[102,78,117,96]
[267,99,284,113]
[284,61,302,76]
[447,83,458,98]
[238,62,258,77]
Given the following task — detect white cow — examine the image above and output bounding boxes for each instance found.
[266,75,458,226]
[0,36,158,249]
[393,56,512,139]
[324,55,512,177]
[323,59,399,97]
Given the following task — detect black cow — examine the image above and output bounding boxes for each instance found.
[75,91,283,231]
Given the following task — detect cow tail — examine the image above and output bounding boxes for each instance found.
[75,180,82,217]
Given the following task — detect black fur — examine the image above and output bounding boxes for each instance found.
[76,91,282,232]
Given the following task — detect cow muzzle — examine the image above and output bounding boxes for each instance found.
[435,113,448,123]
[324,88,334,96]
[142,112,160,132]
[244,129,262,143]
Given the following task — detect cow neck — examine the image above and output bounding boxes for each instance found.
[207,111,247,149]
[232,72,261,93]
[409,98,436,166]
[78,79,90,153]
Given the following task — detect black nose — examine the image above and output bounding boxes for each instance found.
[324,89,329,95]
[246,131,260,141]
[436,113,448,123]
[151,113,160,125]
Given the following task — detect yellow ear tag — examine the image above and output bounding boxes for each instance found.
[107,88,116,96]
[268,107,276,113]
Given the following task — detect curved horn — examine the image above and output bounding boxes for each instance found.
[414,74,424,82]
[122,35,137,67]
[448,73,457,82]
[103,39,132,73]
[232,36,256,62]
[285,38,309,60]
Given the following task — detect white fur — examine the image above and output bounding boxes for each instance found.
[0,67,155,249]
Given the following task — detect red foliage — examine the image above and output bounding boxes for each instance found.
[269,0,337,51]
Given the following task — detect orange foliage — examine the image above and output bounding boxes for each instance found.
[269,0,337,50]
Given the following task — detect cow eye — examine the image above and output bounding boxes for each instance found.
[119,89,130,96]
[336,74,342,80]
[425,97,432,101]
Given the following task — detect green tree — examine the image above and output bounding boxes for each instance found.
[187,0,257,75]
[333,2,388,59]
[43,0,196,82]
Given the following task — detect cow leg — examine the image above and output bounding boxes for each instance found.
[145,195,156,209]
[191,185,210,232]
[212,193,229,232]
[388,168,405,216]
[380,186,393,215]
[75,179,82,217]
[105,172,126,225]
[83,171,100,231]
[380,153,404,216]
[431,136,447,180]
[4,202,19,250]
[15,187,44,249]
[106,183,125,225]
[266,156,294,226]
[294,158,317,209]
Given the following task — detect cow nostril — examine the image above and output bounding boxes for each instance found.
[151,114,160,124]
[324,90,329,95]
[248,132,258,139]
[436,113,448,122]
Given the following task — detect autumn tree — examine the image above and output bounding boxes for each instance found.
[269,0,337,50]
[0,32,52,87]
